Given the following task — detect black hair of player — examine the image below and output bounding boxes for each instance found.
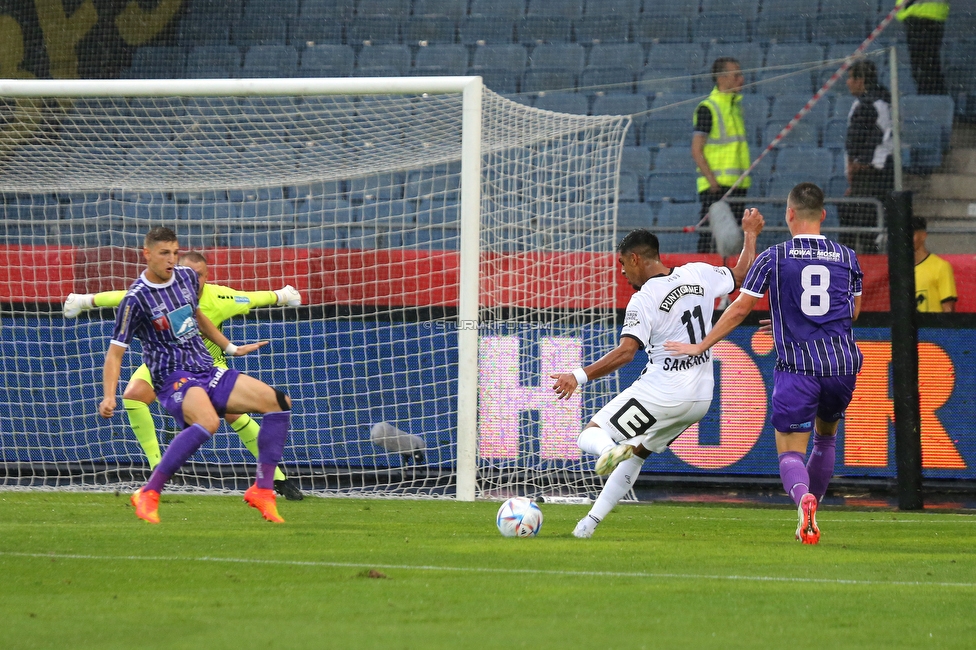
[712,57,741,85]
[617,229,660,260]
[144,226,178,248]
[788,182,825,215]
[911,216,927,231]
[848,59,879,87]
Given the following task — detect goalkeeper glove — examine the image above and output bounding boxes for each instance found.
[274,285,302,307]
[63,293,95,318]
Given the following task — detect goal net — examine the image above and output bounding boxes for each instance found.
[0,77,629,501]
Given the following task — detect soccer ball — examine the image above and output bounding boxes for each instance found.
[496,497,543,537]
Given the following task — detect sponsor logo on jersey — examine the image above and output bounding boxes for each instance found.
[623,310,640,328]
[234,296,250,304]
[152,315,170,331]
[658,284,705,312]
[789,421,813,430]
[166,304,198,339]
[662,349,711,371]
[609,398,658,439]
[172,376,189,391]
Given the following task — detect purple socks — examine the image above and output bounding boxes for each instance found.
[806,433,837,502]
[256,411,290,489]
[778,451,810,506]
[145,423,211,493]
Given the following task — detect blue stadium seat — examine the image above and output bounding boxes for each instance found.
[643,0,699,17]
[402,17,457,45]
[592,93,647,142]
[471,0,524,20]
[529,44,586,75]
[178,18,231,46]
[822,118,847,149]
[226,228,286,248]
[588,43,644,74]
[357,45,412,76]
[652,146,698,174]
[128,47,186,79]
[768,95,830,130]
[1,192,60,221]
[702,0,759,17]
[642,111,694,147]
[901,95,955,146]
[533,93,589,115]
[774,147,834,178]
[180,144,240,171]
[232,12,287,46]
[767,173,828,199]
[414,45,469,75]
[810,12,871,44]
[288,15,343,45]
[186,46,241,78]
[404,226,460,250]
[617,202,653,230]
[404,164,461,201]
[415,198,460,225]
[186,0,242,20]
[901,121,944,171]
[522,69,577,94]
[823,203,840,228]
[580,67,635,95]
[766,44,825,70]
[621,146,652,175]
[348,172,406,202]
[294,198,355,225]
[585,0,642,16]
[517,17,573,45]
[644,173,698,203]
[695,13,748,43]
[645,43,705,75]
[638,67,694,95]
[740,93,770,146]
[472,44,527,71]
[748,150,775,196]
[878,61,918,96]
[472,68,522,93]
[617,171,640,202]
[357,0,410,17]
[178,196,239,221]
[632,14,691,44]
[825,175,848,198]
[173,221,221,249]
[763,119,820,148]
[752,5,812,44]
[299,45,355,76]
[528,0,582,19]
[241,45,298,77]
[347,16,402,45]
[655,201,699,228]
[413,0,467,18]
[245,0,296,13]
[356,200,412,224]
[574,17,630,45]
[459,16,516,44]
[820,0,877,16]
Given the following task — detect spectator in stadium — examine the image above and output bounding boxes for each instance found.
[840,59,894,255]
[666,183,863,545]
[913,216,957,312]
[550,209,764,539]
[66,252,305,501]
[896,0,949,95]
[692,57,751,254]
[98,227,294,524]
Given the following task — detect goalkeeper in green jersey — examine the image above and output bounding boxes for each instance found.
[64,251,305,501]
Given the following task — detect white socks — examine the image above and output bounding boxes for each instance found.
[587,455,644,523]
[577,427,616,457]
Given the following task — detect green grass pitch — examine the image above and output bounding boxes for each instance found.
[1,491,974,650]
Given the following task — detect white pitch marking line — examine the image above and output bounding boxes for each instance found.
[2,551,974,589]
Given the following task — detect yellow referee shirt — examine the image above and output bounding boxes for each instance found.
[915,253,957,312]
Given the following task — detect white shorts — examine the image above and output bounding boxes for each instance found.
[590,381,711,454]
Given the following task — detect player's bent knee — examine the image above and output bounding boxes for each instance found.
[274,389,291,411]
[122,380,156,404]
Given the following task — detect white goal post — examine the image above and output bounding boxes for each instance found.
[0,77,629,502]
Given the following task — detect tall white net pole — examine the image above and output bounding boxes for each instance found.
[456,77,483,502]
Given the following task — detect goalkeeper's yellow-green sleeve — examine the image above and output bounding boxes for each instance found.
[93,290,128,308]
[239,290,278,308]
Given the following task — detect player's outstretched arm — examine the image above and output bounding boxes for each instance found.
[235,285,303,309]
[99,344,125,418]
[729,208,764,289]
[196,309,269,357]
[550,337,641,400]
[64,290,127,318]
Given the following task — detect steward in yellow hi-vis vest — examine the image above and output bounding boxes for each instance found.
[694,86,751,193]
[896,0,949,95]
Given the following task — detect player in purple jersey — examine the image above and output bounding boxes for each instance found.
[665,183,862,545]
[99,227,293,525]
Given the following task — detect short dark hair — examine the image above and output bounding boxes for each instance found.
[617,229,660,259]
[848,59,879,87]
[179,251,208,265]
[787,182,825,216]
[712,57,740,85]
[912,216,927,231]
[144,226,177,248]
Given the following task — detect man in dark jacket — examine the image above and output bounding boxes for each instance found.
[840,60,894,254]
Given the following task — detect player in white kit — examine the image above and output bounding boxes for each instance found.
[551,210,764,538]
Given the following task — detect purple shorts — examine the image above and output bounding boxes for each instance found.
[771,370,857,434]
[157,367,240,429]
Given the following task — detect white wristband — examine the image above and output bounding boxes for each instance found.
[572,368,589,386]
[223,343,238,356]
